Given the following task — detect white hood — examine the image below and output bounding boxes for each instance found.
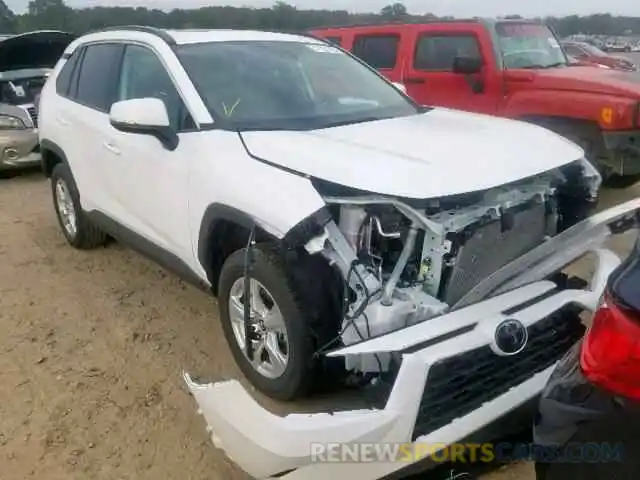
[241,108,584,199]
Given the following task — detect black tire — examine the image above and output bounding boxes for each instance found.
[51,163,107,249]
[217,245,317,401]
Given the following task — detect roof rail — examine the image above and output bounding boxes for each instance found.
[90,25,176,46]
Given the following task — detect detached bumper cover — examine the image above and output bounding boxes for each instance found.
[185,199,640,480]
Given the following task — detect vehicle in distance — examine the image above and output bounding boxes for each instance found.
[0,31,74,173]
[561,40,638,72]
[535,236,640,480]
[39,25,630,480]
[310,19,640,186]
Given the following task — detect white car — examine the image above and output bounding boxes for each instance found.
[38,26,640,479]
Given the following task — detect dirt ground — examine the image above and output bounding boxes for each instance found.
[0,170,638,480]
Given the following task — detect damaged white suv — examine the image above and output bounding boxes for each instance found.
[39,26,640,479]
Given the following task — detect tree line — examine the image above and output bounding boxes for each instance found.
[0,0,639,38]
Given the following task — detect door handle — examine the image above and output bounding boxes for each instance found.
[403,77,426,84]
[103,141,120,155]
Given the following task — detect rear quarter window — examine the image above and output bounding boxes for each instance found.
[55,49,81,96]
[352,34,400,69]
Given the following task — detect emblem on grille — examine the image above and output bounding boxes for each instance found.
[493,318,528,356]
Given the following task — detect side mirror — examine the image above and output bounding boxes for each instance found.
[391,81,407,94]
[452,56,483,75]
[109,97,179,151]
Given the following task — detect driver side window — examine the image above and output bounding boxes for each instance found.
[414,34,482,71]
[117,44,195,131]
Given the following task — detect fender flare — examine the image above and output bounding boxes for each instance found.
[197,204,270,284]
[40,138,69,177]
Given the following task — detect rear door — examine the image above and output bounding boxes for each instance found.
[401,24,501,114]
[350,29,404,84]
[55,42,124,213]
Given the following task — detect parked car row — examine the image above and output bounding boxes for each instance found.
[561,40,638,71]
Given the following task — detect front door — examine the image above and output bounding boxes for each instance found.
[103,43,195,260]
[402,30,500,115]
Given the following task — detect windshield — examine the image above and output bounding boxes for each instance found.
[177,40,420,131]
[496,22,567,69]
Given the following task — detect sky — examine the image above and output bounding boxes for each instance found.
[5,0,640,18]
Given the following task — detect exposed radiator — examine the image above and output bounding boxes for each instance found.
[440,199,556,305]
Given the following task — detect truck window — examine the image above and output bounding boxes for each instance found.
[352,35,400,69]
[563,44,585,57]
[414,34,481,71]
[495,22,567,69]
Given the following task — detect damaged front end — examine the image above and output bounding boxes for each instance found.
[185,159,624,479]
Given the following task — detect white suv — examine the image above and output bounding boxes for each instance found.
[38,26,640,479]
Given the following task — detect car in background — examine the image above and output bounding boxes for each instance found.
[534,236,640,479]
[566,54,612,69]
[0,30,74,174]
[561,41,637,72]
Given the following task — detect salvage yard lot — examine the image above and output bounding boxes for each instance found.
[1,171,638,480]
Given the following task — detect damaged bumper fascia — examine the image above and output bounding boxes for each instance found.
[184,199,640,480]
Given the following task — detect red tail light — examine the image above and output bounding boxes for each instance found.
[580,293,640,400]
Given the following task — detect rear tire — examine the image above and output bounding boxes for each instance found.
[51,163,107,250]
[217,245,318,401]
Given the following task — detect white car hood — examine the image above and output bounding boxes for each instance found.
[241,108,584,199]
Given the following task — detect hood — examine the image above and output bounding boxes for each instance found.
[0,30,75,72]
[512,66,640,96]
[240,109,583,199]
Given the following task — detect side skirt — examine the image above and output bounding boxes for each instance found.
[86,210,212,293]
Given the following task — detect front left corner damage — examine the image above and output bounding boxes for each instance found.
[182,373,397,479]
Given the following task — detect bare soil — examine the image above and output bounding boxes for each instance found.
[1,170,638,480]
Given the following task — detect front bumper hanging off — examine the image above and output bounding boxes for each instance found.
[185,199,640,480]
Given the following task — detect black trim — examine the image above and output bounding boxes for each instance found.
[401,324,476,354]
[39,139,68,177]
[111,119,180,151]
[502,287,561,316]
[281,207,333,248]
[86,211,210,292]
[197,203,260,275]
[91,25,177,47]
[237,131,307,177]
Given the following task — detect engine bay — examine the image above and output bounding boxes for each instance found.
[307,159,600,374]
[0,75,46,106]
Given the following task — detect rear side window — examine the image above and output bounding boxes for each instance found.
[55,50,81,96]
[414,34,481,71]
[352,34,400,69]
[75,43,123,111]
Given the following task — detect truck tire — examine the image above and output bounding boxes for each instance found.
[217,245,318,401]
[51,163,108,249]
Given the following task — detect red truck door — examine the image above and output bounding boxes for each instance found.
[401,23,501,115]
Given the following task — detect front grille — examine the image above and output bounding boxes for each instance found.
[27,106,38,127]
[411,307,585,440]
[441,200,554,305]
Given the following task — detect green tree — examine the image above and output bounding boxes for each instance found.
[0,0,16,33]
[380,3,408,21]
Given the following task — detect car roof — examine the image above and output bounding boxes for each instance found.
[83,26,325,46]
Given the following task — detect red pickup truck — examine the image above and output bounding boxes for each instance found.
[310,19,640,187]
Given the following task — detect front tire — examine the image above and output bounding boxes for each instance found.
[51,163,107,249]
[218,246,317,401]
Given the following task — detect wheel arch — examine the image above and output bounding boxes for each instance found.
[40,139,68,177]
[198,204,276,296]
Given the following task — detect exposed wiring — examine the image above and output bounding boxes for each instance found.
[243,224,256,360]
